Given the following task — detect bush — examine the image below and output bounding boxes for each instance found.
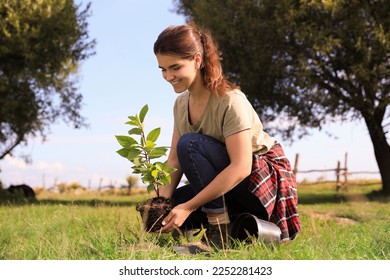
[0,187,35,204]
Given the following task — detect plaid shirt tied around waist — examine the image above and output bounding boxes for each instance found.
[248,142,301,241]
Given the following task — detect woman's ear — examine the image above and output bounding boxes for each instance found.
[194,52,202,70]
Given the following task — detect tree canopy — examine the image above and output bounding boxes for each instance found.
[175,0,390,194]
[0,0,95,161]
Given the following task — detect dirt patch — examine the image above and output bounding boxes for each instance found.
[333,216,357,225]
[309,212,358,226]
[344,193,370,202]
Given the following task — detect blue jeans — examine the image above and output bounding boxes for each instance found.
[172,133,267,229]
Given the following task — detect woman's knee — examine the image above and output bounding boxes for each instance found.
[177,133,211,159]
[177,133,196,149]
[177,133,197,160]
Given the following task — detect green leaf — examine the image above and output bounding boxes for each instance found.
[115,135,137,148]
[132,157,141,166]
[133,166,148,173]
[154,162,164,170]
[126,116,138,125]
[145,140,156,150]
[116,148,129,158]
[125,120,137,126]
[132,168,141,174]
[151,169,159,178]
[142,173,154,184]
[147,127,160,142]
[127,148,141,160]
[139,104,148,123]
[134,114,142,126]
[149,147,168,158]
[128,128,142,135]
[159,176,171,186]
[166,167,177,173]
[146,184,156,194]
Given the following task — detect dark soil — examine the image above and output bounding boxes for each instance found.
[136,197,172,232]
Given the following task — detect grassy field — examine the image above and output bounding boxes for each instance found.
[0,181,389,260]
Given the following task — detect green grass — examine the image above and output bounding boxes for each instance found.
[0,181,389,260]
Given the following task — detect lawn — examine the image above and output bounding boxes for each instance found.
[0,180,389,260]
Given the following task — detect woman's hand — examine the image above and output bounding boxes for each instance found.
[161,203,192,233]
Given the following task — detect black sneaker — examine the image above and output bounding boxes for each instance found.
[202,223,230,250]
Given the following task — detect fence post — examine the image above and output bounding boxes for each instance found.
[99,178,103,191]
[293,153,299,175]
[336,160,341,191]
[344,152,349,191]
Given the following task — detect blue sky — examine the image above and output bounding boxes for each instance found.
[0,0,380,188]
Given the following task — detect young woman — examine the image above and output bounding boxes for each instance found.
[154,23,300,249]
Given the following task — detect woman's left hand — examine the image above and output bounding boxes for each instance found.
[161,203,192,233]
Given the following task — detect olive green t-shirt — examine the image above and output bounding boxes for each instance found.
[173,89,276,154]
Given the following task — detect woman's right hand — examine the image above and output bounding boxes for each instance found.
[160,203,193,233]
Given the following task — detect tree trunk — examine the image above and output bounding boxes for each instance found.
[0,136,23,160]
[363,113,390,195]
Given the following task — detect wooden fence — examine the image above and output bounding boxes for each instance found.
[292,153,380,191]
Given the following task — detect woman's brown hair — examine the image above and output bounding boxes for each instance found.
[153,22,239,96]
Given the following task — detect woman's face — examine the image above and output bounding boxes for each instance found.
[156,53,201,93]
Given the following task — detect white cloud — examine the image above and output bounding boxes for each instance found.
[35,160,65,172]
[4,155,28,169]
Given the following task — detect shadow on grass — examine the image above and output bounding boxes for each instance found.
[299,191,389,205]
[298,193,347,205]
[366,190,390,203]
[0,197,38,206]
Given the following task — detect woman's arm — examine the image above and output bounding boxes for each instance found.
[158,130,183,198]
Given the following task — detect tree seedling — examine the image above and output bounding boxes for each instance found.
[115,105,176,232]
[115,104,175,197]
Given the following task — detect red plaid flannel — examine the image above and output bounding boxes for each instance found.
[248,142,301,241]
